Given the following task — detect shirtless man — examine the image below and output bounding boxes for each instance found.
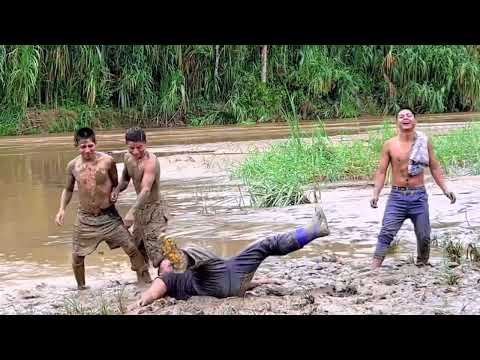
[55,127,150,289]
[112,127,203,275]
[370,108,456,269]
[138,207,330,305]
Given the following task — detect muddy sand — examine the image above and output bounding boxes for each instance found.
[5,256,480,315]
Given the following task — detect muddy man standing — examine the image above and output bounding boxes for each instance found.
[112,127,179,275]
[370,107,456,269]
[55,127,151,289]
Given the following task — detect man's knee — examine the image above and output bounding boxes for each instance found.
[374,231,395,259]
[122,241,137,255]
[378,226,397,244]
[72,255,84,267]
[262,233,299,255]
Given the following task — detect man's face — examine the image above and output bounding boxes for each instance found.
[78,139,96,160]
[127,141,146,160]
[159,259,173,275]
[397,109,416,131]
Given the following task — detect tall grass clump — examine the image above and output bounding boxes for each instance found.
[234,118,395,207]
[433,123,480,175]
[235,121,480,208]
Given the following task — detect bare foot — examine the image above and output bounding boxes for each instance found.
[137,270,152,285]
[415,261,432,268]
[314,206,330,236]
[371,258,383,270]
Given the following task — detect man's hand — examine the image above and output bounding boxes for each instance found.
[124,211,134,228]
[444,191,456,204]
[55,210,65,226]
[110,190,119,203]
[370,196,379,208]
[138,292,153,307]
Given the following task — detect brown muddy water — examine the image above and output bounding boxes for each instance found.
[0,116,479,314]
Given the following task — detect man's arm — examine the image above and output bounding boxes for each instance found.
[139,278,167,306]
[428,140,456,203]
[371,141,390,208]
[124,156,155,227]
[55,162,75,226]
[111,154,131,202]
[108,157,119,188]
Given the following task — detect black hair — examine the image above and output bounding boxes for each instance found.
[125,127,147,143]
[396,107,415,118]
[74,127,96,146]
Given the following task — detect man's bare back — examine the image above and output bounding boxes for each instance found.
[69,152,118,214]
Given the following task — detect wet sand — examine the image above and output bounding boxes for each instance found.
[5,256,480,315]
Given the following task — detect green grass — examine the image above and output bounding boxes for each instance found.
[0,108,23,136]
[62,288,128,315]
[440,235,464,263]
[433,121,480,175]
[234,121,480,208]
[46,105,112,133]
[233,119,394,207]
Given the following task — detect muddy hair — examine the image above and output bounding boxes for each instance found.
[125,127,147,143]
[396,107,416,118]
[74,127,96,146]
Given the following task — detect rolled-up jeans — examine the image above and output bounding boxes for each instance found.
[374,186,431,263]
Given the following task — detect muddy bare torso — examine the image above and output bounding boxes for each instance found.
[387,137,425,187]
[71,153,115,214]
[125,151,161,203]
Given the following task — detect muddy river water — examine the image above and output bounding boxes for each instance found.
[0,115,479,314]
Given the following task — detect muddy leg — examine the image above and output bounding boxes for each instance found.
[231,206,331,278]
[122,242,152,284]
[72,254,88,290]
[410,191,431,266]
[372,192,407,269]
[132,225,149,264]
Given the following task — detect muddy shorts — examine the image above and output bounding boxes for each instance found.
[72,205,132,257]
[132,202,169,268]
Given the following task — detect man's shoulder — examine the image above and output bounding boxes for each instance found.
[96,152,114,163]
[145,150,157,161]
[123,152,136,166]
[384,136,398,147]
[145,151,158,168]
[67,156,80,169]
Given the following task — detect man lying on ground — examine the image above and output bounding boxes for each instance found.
[138,207,330,305]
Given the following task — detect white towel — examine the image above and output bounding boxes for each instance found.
[408,131,429,176]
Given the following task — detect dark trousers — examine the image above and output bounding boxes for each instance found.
[226,231,302,295]
[374,187,431,263]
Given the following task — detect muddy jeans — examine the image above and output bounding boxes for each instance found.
[227,231,302,296]
[374,186,431,263]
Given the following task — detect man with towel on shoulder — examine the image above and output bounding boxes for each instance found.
[370,107,456,269]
